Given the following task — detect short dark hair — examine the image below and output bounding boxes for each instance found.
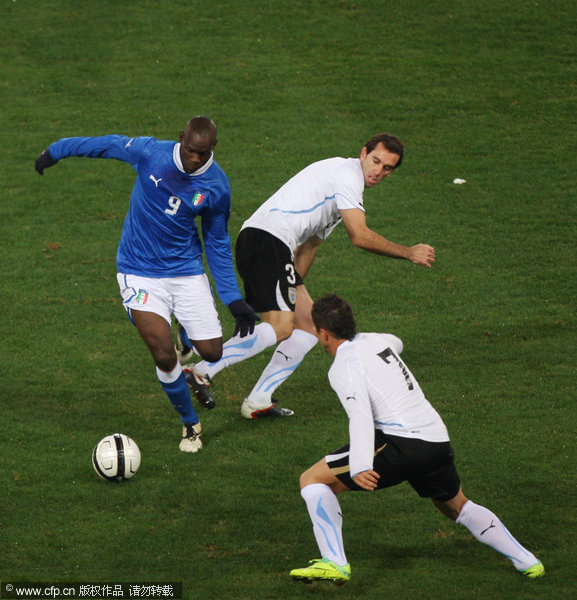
[312,294,357,341]
[363,133,404,168]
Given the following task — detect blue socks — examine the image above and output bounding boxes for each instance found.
[156,364,199,424]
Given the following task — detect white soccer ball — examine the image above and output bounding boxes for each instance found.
[92,434,141,482]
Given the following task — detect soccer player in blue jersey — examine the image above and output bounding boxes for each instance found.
[35,116,258,453]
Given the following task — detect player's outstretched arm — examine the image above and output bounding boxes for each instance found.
[340,208,435,268]
[34,149,57,175]
[408,243,435,268]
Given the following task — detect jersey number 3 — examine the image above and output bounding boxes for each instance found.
[285,264,296,285]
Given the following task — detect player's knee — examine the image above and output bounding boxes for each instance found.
[299,471,311,489]
[199,347,223,363]
[262,311,294,342]
[299,465,321,489]
[433,488,468,521]
[192,339,223,363]
[154,352,178,373]
[273,322,293,342]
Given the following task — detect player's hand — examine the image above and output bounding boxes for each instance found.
[228,299,261,338]
[409,243,435,268]
[35,149,57,175]
[353,470,380,491]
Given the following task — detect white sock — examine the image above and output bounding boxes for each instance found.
[155,362,183,384]
[301,483,348,566]
[196,322,277,380]
[456,500,539,571]
[246,329,318,408]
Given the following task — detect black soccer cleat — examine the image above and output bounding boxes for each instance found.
[240,397,294,419]
[184,366,216,410]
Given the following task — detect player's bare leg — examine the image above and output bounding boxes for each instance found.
[173,318,221,409]
[130,310,203,451]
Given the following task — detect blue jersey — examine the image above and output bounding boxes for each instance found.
[48,135,242,306]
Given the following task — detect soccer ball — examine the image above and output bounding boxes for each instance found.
[92,434,141,482]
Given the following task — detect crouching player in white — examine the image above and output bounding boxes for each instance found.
[290,294,544,584]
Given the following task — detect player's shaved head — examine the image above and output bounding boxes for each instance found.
[184,116,217,145]
[179,116,218,173]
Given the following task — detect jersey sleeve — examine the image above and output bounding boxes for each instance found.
[381,333,403,355]
[317,162,364,240]
[329,358,375,478]
[334,161,365,212]
[200,189,243,306]
[48,135,152,167]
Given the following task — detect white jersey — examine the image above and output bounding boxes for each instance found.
[328,333,449,478]
[241,157,365,251]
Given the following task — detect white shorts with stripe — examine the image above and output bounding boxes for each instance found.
[116,273,222,340]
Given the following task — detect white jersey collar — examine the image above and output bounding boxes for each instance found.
[173,143,214,176]
[335,335,358,355]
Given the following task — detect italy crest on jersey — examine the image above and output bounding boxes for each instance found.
[192,192,205,206]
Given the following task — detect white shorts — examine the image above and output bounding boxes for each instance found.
[116,273,222,341]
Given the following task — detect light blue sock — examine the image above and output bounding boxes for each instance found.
[196,322,277,379]
[247,328,317,406]
[456,500,539,571]
[301,483,348,566]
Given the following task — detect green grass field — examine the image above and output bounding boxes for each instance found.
[1,1,575,598]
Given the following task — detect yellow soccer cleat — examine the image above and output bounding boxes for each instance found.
[290,558,351,585]
[522,561,545,578]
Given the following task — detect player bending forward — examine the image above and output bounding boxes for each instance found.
[179,133,435,419]
[290,294,544,584]
[35,117,257,453]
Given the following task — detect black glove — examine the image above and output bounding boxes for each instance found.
[35,149,57,175]
[229,299,260,338]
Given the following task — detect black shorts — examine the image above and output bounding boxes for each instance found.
[235,228,303,313]
[326,430,461,502]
